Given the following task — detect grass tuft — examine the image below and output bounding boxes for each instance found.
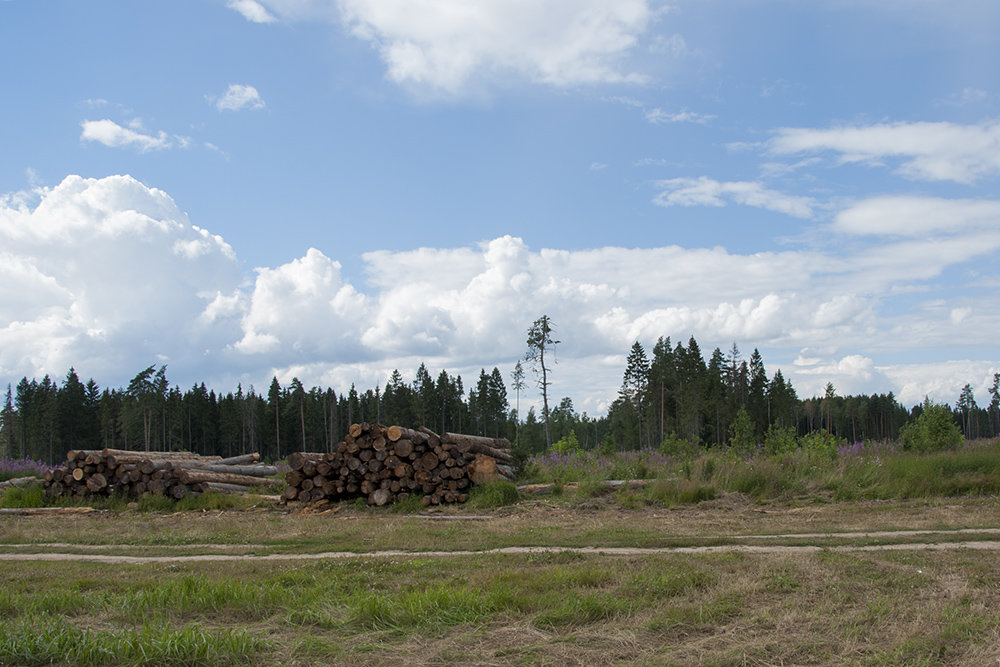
[0,482,46,508]
[468,480,520,508]
[0,618,270,666]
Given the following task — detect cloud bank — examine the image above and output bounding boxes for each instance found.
[2,174,997,412]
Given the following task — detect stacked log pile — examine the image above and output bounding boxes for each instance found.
[42,449,273,500]
[284,423,516,507]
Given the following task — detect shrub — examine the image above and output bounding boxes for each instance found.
[798,430,843,460]
[551,430,580,455]
[659,433,699,460]
[900,401,963,453]
[729,408,756,456]
[763,424,797,456]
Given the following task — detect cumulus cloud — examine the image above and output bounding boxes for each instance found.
[0,175,242,384]
[212,84,266,112]
[231,0,654,92]
[653,176,817,219]
[2,178,996,413]
[769,120,1000,184]
[236,248,367,359]
[80,119,179,152]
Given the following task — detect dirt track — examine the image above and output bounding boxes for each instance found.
[4,531,1000,564]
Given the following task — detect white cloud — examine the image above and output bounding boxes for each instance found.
[833,196,1000,237]
[236,248,367,359]
[340,0,654,90]
[653,176,816,219]
[226,0,277,23]
[0,175,242,384]
[936,87,991,107]
[239,0,655,92]
[212,84,266,112]
[80,119,176,152]
[644,108,714,124]
[879,361,1000,407]
[769,120,1000,184]
[2,178,997,413]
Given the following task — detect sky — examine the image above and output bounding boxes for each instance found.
[1,0,999,416]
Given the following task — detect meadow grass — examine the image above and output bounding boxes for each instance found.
[3,547,999,665]
[527,437,1000,505]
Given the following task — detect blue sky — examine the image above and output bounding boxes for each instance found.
[1,0,998,415]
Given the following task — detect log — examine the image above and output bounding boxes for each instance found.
[440,432,512,451]
[468,455,517,483]
[0,476,41,490]
[287,452,325,471]
[171,463,278,477]
[216,453,260,465]
[393,439,414,458]
[177,470,274,487]
[369,488,392,506]
[386,426,429,444]
[418,451,439,471]
[418,426,442,447]
[140,458,208,474]
[66,449,103,462]
[106,453,222,467]
[197,482,251,494]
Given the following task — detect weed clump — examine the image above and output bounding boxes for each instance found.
[468,480,520,508]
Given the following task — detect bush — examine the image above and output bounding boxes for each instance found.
[798,430,843,460]
[900,401,963,453]
[659,433,699,460]
[763,424,797,456]
[729,408,756,456]
[551,430,580,455]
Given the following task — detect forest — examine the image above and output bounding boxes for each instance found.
[2,333,999,466]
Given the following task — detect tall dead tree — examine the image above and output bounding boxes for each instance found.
[525,315,558,449]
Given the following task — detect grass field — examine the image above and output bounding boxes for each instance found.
[2,491,1000,666]
[2,442,1000,665]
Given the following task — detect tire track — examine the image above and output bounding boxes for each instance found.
[3,540,1000,564]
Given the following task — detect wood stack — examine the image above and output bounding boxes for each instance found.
[283,423,516,507]
[42,449,273,500]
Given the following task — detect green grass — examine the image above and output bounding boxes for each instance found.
[468,480,520,508]
[529,438,1000,505]
[0,618,268,667]
[0,482,46,508]
[4,539,1000,664]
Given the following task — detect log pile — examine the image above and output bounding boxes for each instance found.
[42,449,273,500]
[283,423,516,507]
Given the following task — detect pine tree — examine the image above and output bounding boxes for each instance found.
[747,348,768,432]
[1,385,17,458]
[525,315,559,449]
[511,361,526,445]
[621,341,650,448]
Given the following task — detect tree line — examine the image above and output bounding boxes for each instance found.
[2,325,998,465]
[601,337,999,450]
